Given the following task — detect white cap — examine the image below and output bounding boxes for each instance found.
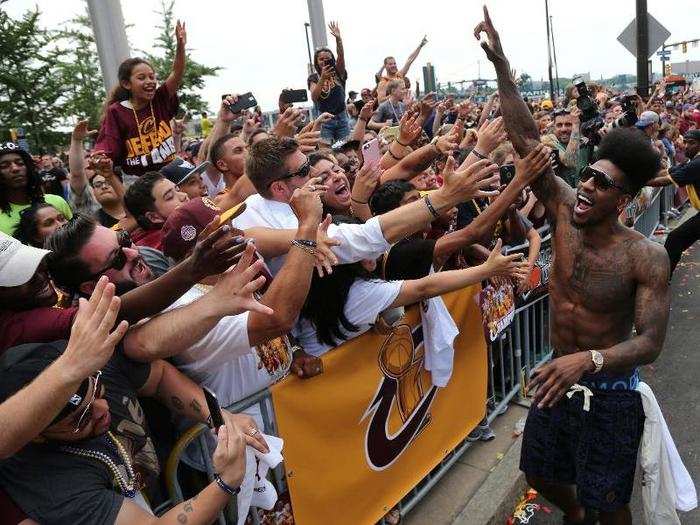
[0,232,50,287]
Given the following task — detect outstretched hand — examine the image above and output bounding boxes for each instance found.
[473,6,506,64]
[175,20,187,49]
[442,156,501,202]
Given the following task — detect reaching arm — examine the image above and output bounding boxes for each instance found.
[381,131,457,184]
[399,36,427,78]
[328,21,346,78]
[68,120,93,195]
[474,6,573,218]
[391,239,528,307]
[247,186,323,345]
[123,243,270,361]
[165,20,186,96]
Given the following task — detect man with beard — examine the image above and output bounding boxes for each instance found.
[541,107,584,188]
[475,6,670,524]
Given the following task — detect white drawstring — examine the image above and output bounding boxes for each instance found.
[566,383,594,412]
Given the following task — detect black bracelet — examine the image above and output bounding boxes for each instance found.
[424,195,440,219]
[471,148,488,160]
[214,474,241,496]
[351,197,368,205]
[396,139,409,147]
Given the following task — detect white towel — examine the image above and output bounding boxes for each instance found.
[420,289,459,387]
[636,382,697,525]
[236,433,284,523]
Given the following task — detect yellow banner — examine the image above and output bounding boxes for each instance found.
[271,285,487,525]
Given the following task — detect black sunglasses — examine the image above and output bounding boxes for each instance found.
[86,230,132,280]
[579,166,626,193]
[268,160,311,187]
[552,108,570,117]
[73,371,102,433]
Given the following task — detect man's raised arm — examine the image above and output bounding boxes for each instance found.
[474,5,573,216]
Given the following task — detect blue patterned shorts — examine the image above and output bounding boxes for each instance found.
[519,371,645,512]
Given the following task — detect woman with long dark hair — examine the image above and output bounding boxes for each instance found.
[94,21,187,183]
[297,216,529,356]
[308,21,350,146]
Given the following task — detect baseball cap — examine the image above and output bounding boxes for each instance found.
[0,142,34,167]
[684,130,700,142]
[161,197,246,261]
[540,100,553,110]
[160,158,210,186]
[634,111,660,129]
[0,341,91,424]
[0,232,50,287]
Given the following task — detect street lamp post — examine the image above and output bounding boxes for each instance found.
[304,23,314,75]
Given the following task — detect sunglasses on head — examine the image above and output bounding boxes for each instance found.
[73,371,102,433]
[579,165,626,193]
[268,160,311,188]
[552,108,570,117]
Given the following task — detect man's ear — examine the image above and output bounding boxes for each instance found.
[268,181,285,200]
[215,159,228,173]
[145,211,164,226]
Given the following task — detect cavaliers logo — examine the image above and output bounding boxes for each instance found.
[361,323,438,471]
[137,116,157,136]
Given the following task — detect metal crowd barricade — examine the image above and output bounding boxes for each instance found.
[632,187,663,238]
[164,389,281,525]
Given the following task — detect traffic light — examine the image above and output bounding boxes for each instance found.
[682,42,688,53]
[664,64,672,76]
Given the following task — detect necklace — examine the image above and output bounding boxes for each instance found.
[130,100,157,150]
[61,431,138,498]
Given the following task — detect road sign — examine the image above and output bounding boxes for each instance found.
[617,13,671,58]
[657,50,671,58]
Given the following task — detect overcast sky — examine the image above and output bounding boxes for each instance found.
[6,0,700,112]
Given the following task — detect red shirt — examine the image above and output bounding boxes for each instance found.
[95,84,179,177]
[131,226,165,251]
[0,307,77,354]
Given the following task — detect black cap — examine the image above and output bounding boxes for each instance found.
[683,130,700,142]
[160,157,210,186]
[0,142,34,167]
[0,341,90,425]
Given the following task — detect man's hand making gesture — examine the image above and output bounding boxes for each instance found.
[473,6,507,65]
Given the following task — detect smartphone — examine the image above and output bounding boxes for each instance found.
[203,387,224,430]
[361,138,381,166]
[280,89,308,104]
[323,56,336,69]
[225,92,257,113]
[499,164,516,186]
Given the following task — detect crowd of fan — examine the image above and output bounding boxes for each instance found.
[0,15,699,525]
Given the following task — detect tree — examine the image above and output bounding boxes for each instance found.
[55,9,106,130]
[141,0,220,114]
[0,8,71,151]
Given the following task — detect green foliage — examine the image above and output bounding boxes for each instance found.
[141,0,220,115]
[0,9,71,151]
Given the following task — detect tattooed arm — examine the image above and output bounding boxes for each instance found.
[474,6,574,218]
[598,241,670,371]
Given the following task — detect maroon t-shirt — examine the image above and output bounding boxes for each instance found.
[131,226,165,251]
[95,83,179,177]
[0,307,77,354]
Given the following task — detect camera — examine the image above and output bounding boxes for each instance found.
[323,56,336,70]
[575,80,637,146]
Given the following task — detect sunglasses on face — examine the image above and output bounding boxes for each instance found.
[86,230,132,280]
[579,165,626,193]
[91,179,110,190]
[269,160,311,188]
[74,371,102,433]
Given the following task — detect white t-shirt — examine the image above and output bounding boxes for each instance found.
[164,286,273,407]
[294,279,403,357]
[234,194,391,275]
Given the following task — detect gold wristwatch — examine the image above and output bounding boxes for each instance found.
[589,350,604,374]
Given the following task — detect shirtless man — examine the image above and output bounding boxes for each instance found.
[474,7,670,525]
[376,36,428,103]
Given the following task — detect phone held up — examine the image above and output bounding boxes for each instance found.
[221,92,258,114]
[361,138,381,166]
[280,89,308,104]
[203,387,224,430]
